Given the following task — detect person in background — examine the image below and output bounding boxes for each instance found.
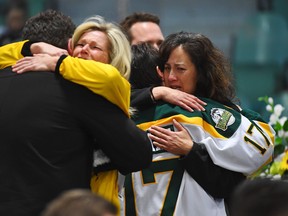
[41,189,117,216]
[123,31,275,215]
[120,12,164,49]
[0,3,27,46]
[0,10,152,216]
[230,178,288,216]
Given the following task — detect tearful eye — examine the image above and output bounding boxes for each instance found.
[164,65,171,72]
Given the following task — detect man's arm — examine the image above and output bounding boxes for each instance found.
[181,143,246,198]
[69,82,152,174]
[131,87,155,109]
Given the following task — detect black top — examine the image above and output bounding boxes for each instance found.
[0,68,152,216]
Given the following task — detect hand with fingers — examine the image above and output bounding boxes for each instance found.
[148,119,193,155]
[12,54,59,74]
[152,86,206,112]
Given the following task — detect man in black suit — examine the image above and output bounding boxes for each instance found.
[0,10,152,216]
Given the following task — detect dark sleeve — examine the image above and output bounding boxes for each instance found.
[180,143,246,199]
[69,84,153,175]
[131,87,155,109]
[21,41,34,56]
[55,54,67,74]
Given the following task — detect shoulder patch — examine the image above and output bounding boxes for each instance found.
[210,108,235,131]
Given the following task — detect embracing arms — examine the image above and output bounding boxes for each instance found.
[0,41,131,116]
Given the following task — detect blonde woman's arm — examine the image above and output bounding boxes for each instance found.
[12,51,131,116]
[0,40,27,69]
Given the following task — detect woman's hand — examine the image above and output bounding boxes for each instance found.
[148,119,193,155]
[12,54,59,73]
[152,86,206,112]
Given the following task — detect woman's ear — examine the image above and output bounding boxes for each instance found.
[67,38,73,55]
[156,66,164,85]
[156,66,164,80]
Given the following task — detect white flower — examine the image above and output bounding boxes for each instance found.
[278,130,285,138]
[260,173,266,177]
[257,96,288,178]
[268,97,274,105]
[274,104,285,117]
[279,116,287,125]
[277,130,288,141]
[285,131,288,139]
[272,174,282,180]
[266,104,273,112]
[269,113,279,125]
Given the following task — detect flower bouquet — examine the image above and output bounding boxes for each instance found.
[253,96,288,180]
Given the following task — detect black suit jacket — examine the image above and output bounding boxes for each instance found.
[0,68,152,216]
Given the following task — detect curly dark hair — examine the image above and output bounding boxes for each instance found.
[22,9,76,49]
[159,31,237,105]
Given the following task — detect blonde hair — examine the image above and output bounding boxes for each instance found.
[71,15,131,80]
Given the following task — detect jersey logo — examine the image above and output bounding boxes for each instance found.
[210,108,235,131]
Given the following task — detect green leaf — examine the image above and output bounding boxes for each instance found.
[282,137,288,147]
[274,122,283,131]
[275,137,283,145]
[283,120,288,131]
[258,96,269,104]
[274,144,285,158]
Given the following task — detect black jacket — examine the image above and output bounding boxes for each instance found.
[0,68,152,216]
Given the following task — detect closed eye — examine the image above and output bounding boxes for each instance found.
[75,43,84,48]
